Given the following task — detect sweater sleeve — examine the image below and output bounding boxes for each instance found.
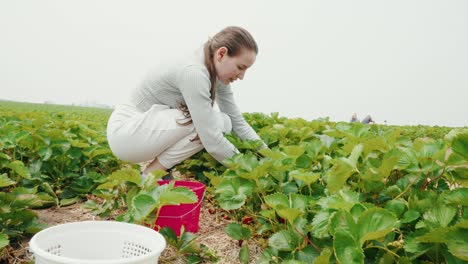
[216,84,266,147]
[178,66,239,164]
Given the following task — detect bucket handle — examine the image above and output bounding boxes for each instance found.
[157,193,205,219]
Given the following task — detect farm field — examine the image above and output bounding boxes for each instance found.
[0,100,467,264]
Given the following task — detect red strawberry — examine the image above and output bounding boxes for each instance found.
[242,216,253,225]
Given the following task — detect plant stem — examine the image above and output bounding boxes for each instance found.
[291,225,321,253]
[394,178,417,200]
[365,245,399,259]
[419,172,430,191]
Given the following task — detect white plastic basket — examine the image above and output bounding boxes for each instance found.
[29,221,166,264]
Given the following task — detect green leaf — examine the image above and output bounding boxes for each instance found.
[348,144,363,167]
[329,210,357,238]
[446,229,468,261]
[377,153,399,179]
[258,148,285,160]
[7,160,31,179]
[86,148,112,159]
[83,200,98,210]
[265,193,309,224]
[296,154,312,168]
[423,204,457,228]
[264,193,289,209]
[443,188,468,206]
[312,247,332,264]
[239,243,249,264]
[326,157,356,193]
[159,227,178,246]
[363,137,389,157]
[281,182,299,194]
[38,148,53,161]
[396,148,418,170]
[444,251,467,264]
[131,194,157,222]
[283,145,305,157]
[401,210,420,224]
[96,180,118,190]
[269,230,302,251]
[318,134,335,149]
[357,208,398,244]
[317,190,361,211]
[108,168,142,185]
[224,223,251,241]
[416,225,468,261]
[218,193,247,210]
[141,170,168,189]
[289,170,320,186]
[40,182,57,198]
[216,177,254,210]
[350,203,367,220]
[290,245,318,262]
[312,211,332,239]
[452,132,468,159]
[125,186,140,207]
[0,173,16,187]
[0,152,11,161]
[11,193,41,208]
[382,185,402,197]
[290,194,309,210]
[404,233,432,256]
[277,208,303,225]
[385,199,406,218]
[203,171,222,187]
[415,226,451,243]
[178,228,199,254]
[159,187,197,205]
[259,209,276,220]
[59,196,82,206]
[333,228,364,264]
[148,170,170,181]
[0,233,9,249]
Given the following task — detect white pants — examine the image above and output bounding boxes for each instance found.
[106,104,232,169]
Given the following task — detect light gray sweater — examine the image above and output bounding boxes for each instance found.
[129,48,264,164]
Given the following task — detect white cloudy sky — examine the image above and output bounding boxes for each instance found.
[1,0,467,127]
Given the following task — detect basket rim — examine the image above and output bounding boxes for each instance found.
[29,220,166,264]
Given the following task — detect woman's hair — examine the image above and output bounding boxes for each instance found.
[178,26,258,129]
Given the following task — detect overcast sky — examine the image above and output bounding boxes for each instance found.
[1,0,467,127]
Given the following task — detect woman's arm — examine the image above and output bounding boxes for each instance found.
[178,65,240,164]
[216,84,267,148]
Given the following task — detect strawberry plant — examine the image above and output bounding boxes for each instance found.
[176,113,468,263]
[159,226,218,263]
[0,101,120,255]
[1,101,466,263]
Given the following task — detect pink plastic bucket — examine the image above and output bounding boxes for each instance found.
[155,180,205,236]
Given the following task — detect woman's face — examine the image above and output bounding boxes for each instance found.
[214,47,256,85]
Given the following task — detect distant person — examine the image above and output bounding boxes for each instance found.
[361,115,375,124]
[350,113,375,124]
[106,26,267,180]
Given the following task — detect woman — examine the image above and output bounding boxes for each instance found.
[107,26,266,179]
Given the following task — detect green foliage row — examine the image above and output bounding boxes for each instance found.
[0,101,121,252]
[1,101,466,264]
[86,168,220,263]
[176,113,468,264]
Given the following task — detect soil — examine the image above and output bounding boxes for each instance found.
[4,188,262,264]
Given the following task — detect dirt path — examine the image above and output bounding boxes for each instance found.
[8,199,261,264]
